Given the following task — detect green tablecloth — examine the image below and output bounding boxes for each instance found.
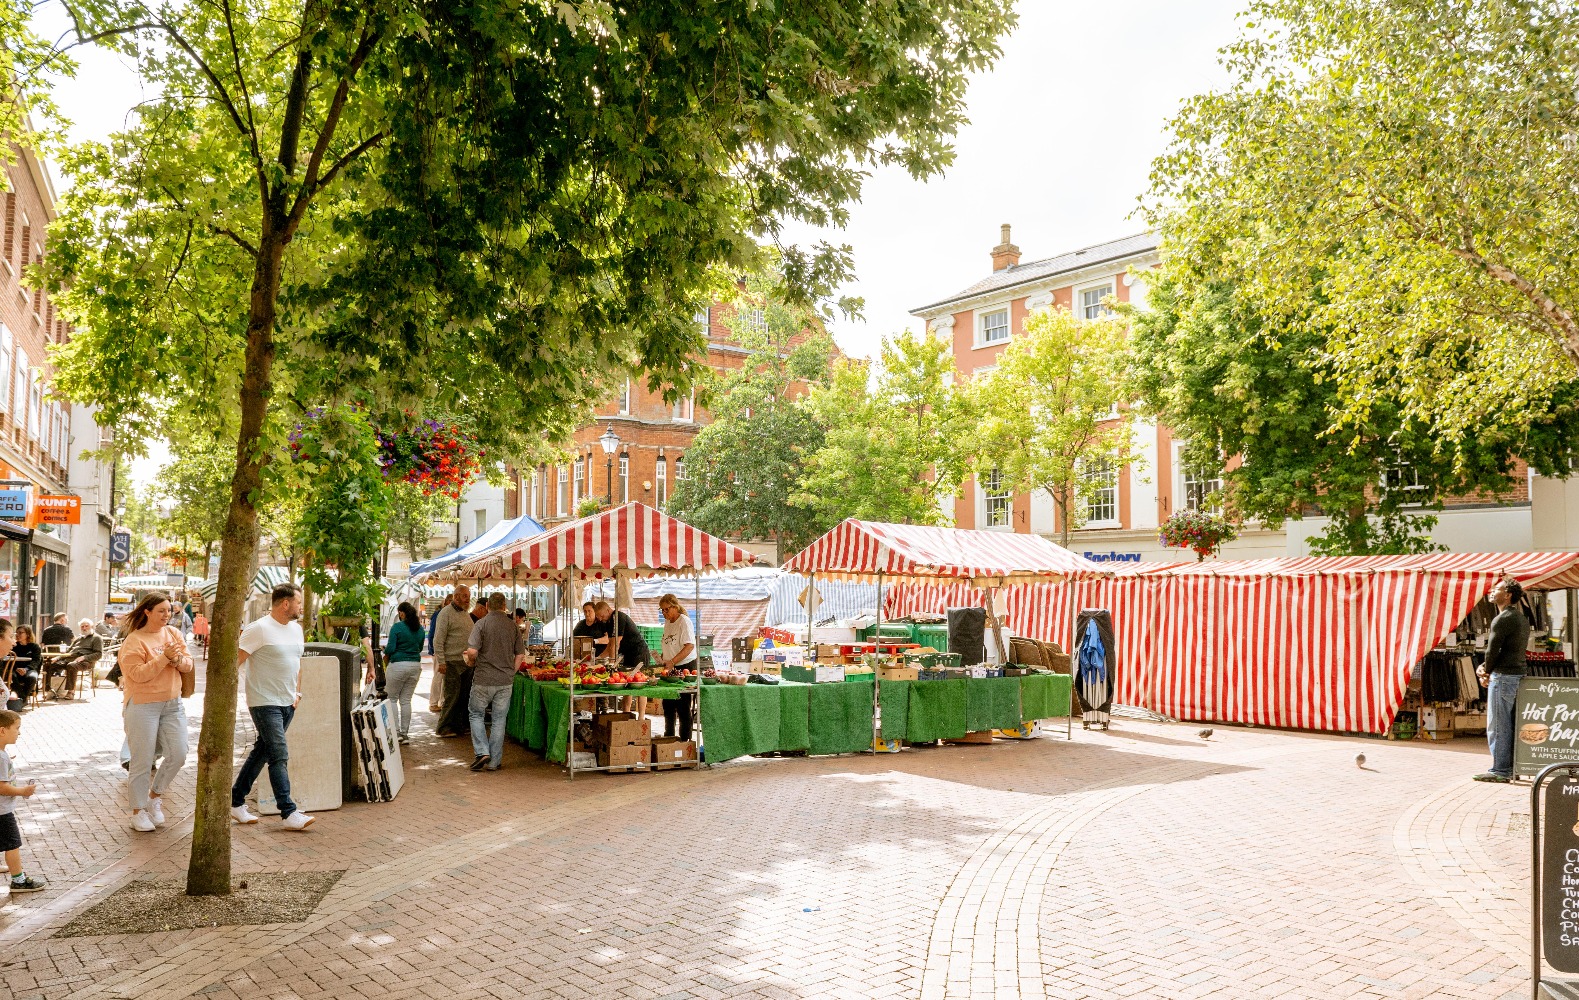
[906,678,969,742]
[508,672,1071,766]
[1019,673,1070,721]
[808,682,875,756]
[967,676,1024,732]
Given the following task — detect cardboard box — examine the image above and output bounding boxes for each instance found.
[1420,706,1455,731]
[877,666,919,681]
[650,737,698,769]
[574,636,599,659]
[945,731,997,745]
[593,712,652,747]
[597,743,653,769]
[753,663,782,677]
[816,643,844,662]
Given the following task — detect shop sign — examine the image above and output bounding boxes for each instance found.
[109,530,131,564]
[35,495,80,525]
[1516,677,1579,778]
[0,489,27,521]
[1083,551,1142,563]
[1541,772,1579,972]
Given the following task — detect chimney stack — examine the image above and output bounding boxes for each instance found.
[991,223,1020,271]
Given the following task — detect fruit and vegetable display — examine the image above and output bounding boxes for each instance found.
[525,660,695,690]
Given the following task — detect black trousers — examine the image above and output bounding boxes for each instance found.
[663,661,697,740]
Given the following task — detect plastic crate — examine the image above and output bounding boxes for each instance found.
[913,624,949,650]
[637,624,665,648]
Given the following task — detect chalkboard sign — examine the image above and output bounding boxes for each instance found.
[1543,773,1579,973]
[1516,677,1579,778]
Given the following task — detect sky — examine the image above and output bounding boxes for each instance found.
[37,0,1248,484]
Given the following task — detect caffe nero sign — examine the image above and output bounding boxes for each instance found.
[1516,677,1579,778]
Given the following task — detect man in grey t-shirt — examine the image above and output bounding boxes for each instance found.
[464,593,524,771]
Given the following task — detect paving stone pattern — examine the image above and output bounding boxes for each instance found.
[0,657,1540,999]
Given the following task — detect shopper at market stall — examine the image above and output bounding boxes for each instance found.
[431,586,474,738]
[383,602,425,744]
[1473,577,1532,784]
[119,591,194,833]
[656,594,697,741]
[463,592,525,771]
[594,600,652,717]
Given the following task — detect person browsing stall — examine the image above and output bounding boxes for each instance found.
[1473,578,1532,784]
[431,586,474,738]
[463,593,525,772]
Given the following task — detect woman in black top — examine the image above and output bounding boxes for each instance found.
[10,626,40,704]
[571,602,605,658]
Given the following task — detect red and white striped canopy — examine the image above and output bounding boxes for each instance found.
[782,518,1104,585]
[884,549,1579,736]
[456,502,758,582]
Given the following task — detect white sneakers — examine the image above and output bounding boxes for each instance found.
[130,810,155,833]
[231,804,314,831]
[146,797,166,828]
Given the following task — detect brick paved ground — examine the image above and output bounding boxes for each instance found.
[0,655,1538,999]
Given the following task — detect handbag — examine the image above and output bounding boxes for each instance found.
[171,626,197,698]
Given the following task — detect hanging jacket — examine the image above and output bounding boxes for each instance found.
[1077,619,1107,686]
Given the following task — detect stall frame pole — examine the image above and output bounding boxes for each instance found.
[695,571,706,767]
[567,563,579,781]
[872,570,884,754]
[804,572,817,671]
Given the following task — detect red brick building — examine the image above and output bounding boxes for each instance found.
[503,303,771,549]
[912,226,1547,562]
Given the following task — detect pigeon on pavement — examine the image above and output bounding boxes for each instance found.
[1356,752,1367,769]
[1198,728,1213,740]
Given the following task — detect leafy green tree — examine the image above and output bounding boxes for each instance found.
[796,329,971,527]
[1128,273,1579,554]
[43,0,1015,895]
[667,275,835,560]
[384,481,450,569]
[1147,0,1579,452]
[972,308,1141,547]
[156,436,234,574]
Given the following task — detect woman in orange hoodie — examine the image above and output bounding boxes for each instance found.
[119,592,194,833]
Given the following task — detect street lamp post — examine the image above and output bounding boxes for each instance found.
[599,424,621,506]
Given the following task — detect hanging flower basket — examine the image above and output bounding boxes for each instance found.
[1158,509,1238,562]
[376,418,483,500]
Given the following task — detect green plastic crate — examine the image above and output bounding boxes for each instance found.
[636,624,665,648]
[913,624,949,650]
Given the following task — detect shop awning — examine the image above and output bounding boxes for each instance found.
[409,514,547,582]
[782,518,1104,586]
[457,502,757,582]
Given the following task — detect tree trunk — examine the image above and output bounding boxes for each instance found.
[185,235,286,897]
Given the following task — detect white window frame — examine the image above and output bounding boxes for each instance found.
[1381,458,1428,508]
[573,457,584,505]
[27,369,40,440]
[0,325,12,417]
[1181,463,1222,513]
[527,470,538,519]
[981,468,1012,529]
[1082,458,1120,528]
[977,307,1010,347]
[1075,279,1116,320]
[655,456,668,507]
[12,347,25,425]
[675,455,687,482]
[557,466,569,516]
[619,454,629,503]
[474,508,487,539]
[673,390,694,423]
[618,379,630,415]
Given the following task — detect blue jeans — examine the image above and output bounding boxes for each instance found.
[232,705,297,818]
[469,683,512,765]
[1487,672,1520,778]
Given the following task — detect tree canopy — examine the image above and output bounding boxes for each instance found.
[796,329,971,527]
[1147,0,1579,450]
[973,308,1140,546]
[41,0,1016,895]
[666,273,836,561]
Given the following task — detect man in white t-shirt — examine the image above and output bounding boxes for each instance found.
[229,583,313,831]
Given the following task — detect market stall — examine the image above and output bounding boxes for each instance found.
[779,518,1097,750]
[457,501,758,777]
[886,551,1579,736]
